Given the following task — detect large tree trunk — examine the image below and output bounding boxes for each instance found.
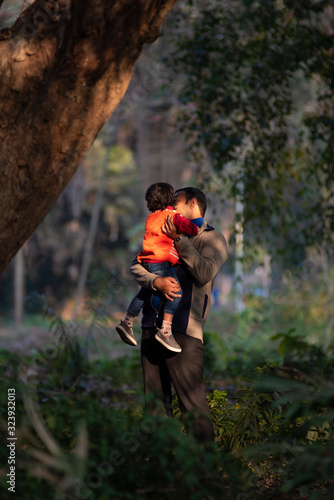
[0,0,177,274]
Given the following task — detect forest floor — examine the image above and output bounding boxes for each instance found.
[0,318,134,359]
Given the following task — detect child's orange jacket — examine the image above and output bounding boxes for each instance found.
[137,207,198,265]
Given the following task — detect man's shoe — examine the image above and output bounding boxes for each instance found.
[116,321,137,346]
[155,330,182,352]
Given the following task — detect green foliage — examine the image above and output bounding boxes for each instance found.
[271,327,325,360]
[1,329,334,499]
[204,265,334,379]
[202,331,221,377]
[205,361,334,498]
[24,292,89,380]
[202,294,334,497]
[1,282,334,499]
[0,349,246,500]
[247,370,334,498]
[170,0,334,252]
[208,371,297,452]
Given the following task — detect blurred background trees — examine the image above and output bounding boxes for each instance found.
[170,0,334,277]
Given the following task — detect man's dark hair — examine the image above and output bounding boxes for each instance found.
[145,183,176,212]
[175,187,207,216]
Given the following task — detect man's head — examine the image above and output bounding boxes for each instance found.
[174,187,207,219]
[145,182,176,212]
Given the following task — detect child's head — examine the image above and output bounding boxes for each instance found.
[145,183,176,212]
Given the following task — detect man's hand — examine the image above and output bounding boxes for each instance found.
[162,215,179,240]
[154,276,181,301]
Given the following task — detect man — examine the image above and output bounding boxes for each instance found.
[130,187,228,443]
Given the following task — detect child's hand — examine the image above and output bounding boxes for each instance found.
[162,215,179,240]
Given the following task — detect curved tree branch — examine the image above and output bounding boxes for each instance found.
[0,0,177,273]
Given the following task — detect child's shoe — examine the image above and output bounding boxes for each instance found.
[116,320,137,346]
[155,329,181,352]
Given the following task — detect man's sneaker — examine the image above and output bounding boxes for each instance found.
[116,321,137,346]
[155,330,182,353]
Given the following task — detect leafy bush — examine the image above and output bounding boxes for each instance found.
[245,367,334,498]
[1,288,334,500]
[0,372,247,500]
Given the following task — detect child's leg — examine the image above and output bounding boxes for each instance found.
[161,313,173,336]
[155,266,182,352]
[146,263,183,316]
[129,287,151,314]
[144,262,183,352]
[159,290,182,340]
[117,287,149,347]
[156,312,181,352]
[123,287,150,323]
[161,267,182,331]
[123,312,135,328]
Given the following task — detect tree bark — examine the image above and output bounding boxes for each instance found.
[0,0,177,274]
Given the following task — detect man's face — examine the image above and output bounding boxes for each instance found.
[175,191,193,219]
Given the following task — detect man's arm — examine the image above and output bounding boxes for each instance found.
[130,257,181,300]
[175,233,228,286]
[163,216,228,287]
[130,256,156,291]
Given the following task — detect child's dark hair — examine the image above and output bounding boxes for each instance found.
[145,183,176,212]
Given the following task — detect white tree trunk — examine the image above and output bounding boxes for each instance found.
[235,177,245,313]
[14,246,25,327]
